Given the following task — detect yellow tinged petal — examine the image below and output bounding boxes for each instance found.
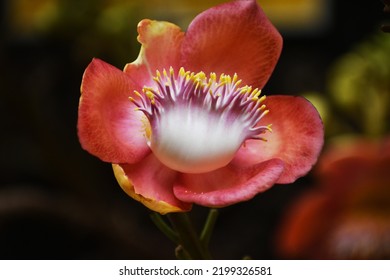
[125,19,184,77]
[112,164,186,215]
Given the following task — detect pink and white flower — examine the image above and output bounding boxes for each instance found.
[77,0,324,214]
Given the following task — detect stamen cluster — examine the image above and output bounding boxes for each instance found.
[130,67,271,141]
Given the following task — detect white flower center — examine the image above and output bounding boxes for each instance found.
[131,68,271,173]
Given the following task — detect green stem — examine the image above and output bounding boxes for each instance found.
[150,212,179,244]
[175,245,192,260]
[200,209,219,248]
[167,212,212,259]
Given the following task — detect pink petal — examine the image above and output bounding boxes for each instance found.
[124,19,184,79]
[181,0,282,89]
[113,154,192,214]
[173,159,284,207]
[233,95,324,184]
[78,58,150,163]
[122,61,151,89]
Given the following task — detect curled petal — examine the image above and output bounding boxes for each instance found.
[78,58,150,163]
[181,0,282,89]
[113,155,192,214]
[124,19,184,80]
[233,95,324,184]
[173,159,284,207]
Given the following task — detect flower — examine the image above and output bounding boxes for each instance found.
[276,137,390,259]
[77,0,324,214]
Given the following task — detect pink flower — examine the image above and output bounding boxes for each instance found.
[77,0,324,214]
[276,137,390,259]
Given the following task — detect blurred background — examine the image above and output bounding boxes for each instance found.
[0,0,389,259]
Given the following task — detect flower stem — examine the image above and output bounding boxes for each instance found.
[150,212,179,244]
[200,209,219,248]
[167,212,213,259]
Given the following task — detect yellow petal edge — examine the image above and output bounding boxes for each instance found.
[112,164,186,215]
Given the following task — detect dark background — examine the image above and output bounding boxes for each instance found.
[0,0,387,259]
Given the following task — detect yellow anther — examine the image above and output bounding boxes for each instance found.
[133,89,143,100]
[251,88,260,97]
[142,87,154,92]
[226,75,232,84]
[145,90,155,101]
[210,72,217,82]
[179,67,186,77]
[234,79,242,88]
[258,95,266,103]
[239,86,248,94]
[232,73,238,84]
[218,75,229,86]
[219,73,226,84]
[248,90,264,102]
[155,70,161,80]
[194,71,206,81]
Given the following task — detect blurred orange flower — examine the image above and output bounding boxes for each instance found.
[277,136,390,259]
